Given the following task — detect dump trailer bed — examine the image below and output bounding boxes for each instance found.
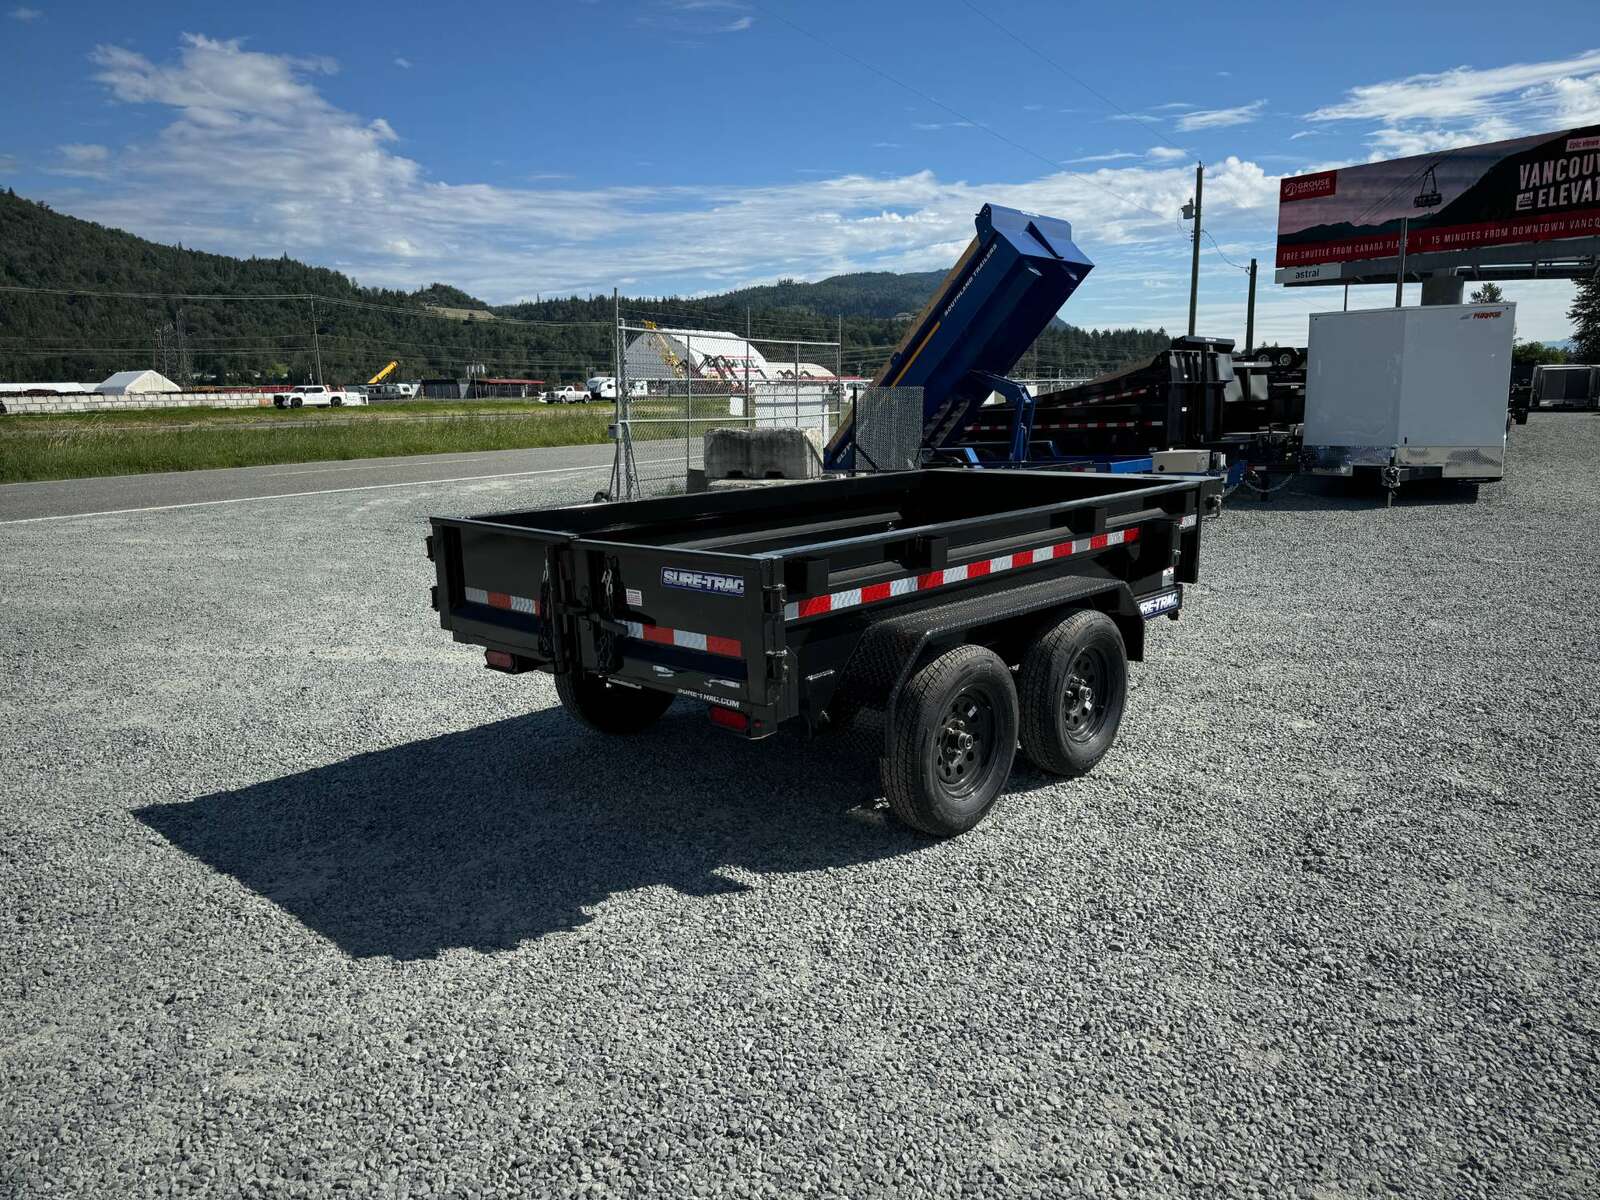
[428,468,1214,836]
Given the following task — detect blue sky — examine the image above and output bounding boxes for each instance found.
[3,0,1598,343]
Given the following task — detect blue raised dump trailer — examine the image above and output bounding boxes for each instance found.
[428,203,1220,837]
[824,204,1095,470]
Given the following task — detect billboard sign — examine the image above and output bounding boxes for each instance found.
[1276,124,1600,268]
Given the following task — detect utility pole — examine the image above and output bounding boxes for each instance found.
[1185,161,1204,337]
[1244,258,1257,356]
[309,295,324,385]
[1394,216,1409,308]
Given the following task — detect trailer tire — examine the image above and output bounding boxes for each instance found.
[555,671,673,734]
[881,645,1017,837]
[1018,609,1127,777]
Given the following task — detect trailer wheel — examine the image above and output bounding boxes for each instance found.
[1018,609,1127,777]
[882,645,1018,837]
[554,671,673,734]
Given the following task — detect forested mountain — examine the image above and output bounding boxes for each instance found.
[0,190,1170,386]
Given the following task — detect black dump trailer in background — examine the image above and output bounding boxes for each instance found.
[428,468,1215,836]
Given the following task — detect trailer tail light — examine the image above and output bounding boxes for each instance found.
[708,705,749,733]
[485,650,528,674]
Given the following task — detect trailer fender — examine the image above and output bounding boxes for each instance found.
[835,574,1141,733]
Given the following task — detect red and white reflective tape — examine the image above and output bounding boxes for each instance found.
[1179,513,1198,530]
[785,527,1141,621]
[623,620,743,659]
[464,586,540,616]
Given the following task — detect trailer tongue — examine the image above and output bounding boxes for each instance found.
[427,203,1218,837]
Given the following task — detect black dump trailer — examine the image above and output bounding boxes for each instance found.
[428,468,1215,836]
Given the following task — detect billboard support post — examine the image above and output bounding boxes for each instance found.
[1394,216,1409,307]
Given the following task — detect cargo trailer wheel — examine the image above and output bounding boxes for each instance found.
[555,671,673,734]
[882,645,1017,837]
[1018,609,1127,777]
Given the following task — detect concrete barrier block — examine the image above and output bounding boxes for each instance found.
[703,426,821,481]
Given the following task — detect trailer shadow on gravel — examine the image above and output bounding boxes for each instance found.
[1228,475,1487,513]
[134,707,921,961]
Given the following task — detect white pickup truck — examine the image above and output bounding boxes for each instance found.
[274,385,366,409]
[545,385,588,405]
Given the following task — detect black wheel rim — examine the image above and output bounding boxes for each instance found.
[1062,646,1114,743]
[934,686,998,798]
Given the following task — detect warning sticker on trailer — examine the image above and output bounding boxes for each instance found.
[661,568,745,597]
[1138,589,1181,619]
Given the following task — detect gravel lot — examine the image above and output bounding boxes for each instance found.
[3,416,1597,1198]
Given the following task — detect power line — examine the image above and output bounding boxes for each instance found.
[0,284,610,328]
[1202,229,1251,273]
[955,0,1197,161]
[748,1,1180,229]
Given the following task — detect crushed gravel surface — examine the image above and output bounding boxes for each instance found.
[3,416,1597,1197]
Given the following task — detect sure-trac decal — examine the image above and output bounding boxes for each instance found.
[661,568,745,597]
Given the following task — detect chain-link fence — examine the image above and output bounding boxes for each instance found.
[608,322,847,499]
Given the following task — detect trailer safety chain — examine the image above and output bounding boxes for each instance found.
[1224,468,1300,501]
[594,561,623,673]
[537,560,555,662]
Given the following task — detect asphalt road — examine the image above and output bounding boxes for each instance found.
[3,416,1597,1197]
[0,440,635,522]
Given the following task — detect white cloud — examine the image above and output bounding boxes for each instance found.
[912,121,974,131]
[59,142,108,163]
[50,33,1580,342]
[1176,101,1265,131]
[718,15,753,31]
[1064,151,1138,164]
[9,5,41,20]
[51,143,110,177]
[55,33,1283,312]
[1303,50,1600,162]
[1537,74,1600,125]
[1308,50,1600,123]
[1363,117,1518,160]
[1146,146,1187,162]
[1288,129,1322,141]
[394,56,412,69]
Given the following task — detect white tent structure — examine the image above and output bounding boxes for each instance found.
[94,369,180,396]
[622,327,842,435]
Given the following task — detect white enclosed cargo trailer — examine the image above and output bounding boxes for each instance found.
[1302,303,1514,500]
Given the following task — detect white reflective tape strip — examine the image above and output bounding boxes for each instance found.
[945,564,969,583]
[674,630,708,652]
[889,576,917,597]
[990,554,1013,572]
[464,587,489,604]
[511,595,538,615]
[832,587,863,610]
[623,620,644,638]
[1180,513,1198,529]
[784,601,800,620]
